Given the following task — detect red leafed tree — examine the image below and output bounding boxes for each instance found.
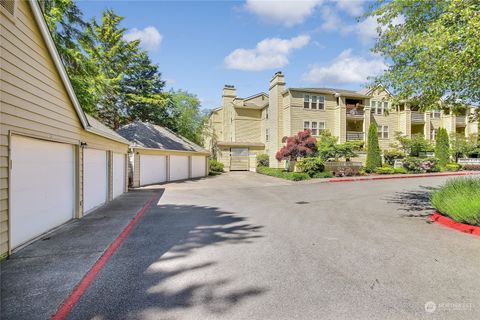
[276,130,318,164]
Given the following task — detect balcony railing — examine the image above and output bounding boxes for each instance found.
[346,131,364,141]
[456,115,466,126]
[411,111,425,123]
[346,105,364,117]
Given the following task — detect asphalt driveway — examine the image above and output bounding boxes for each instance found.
[2,172,479,319]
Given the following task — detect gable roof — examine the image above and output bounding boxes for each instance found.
[357,85,392,97]
[30,0,128,145]
[84,114,130,144]
[117,122,207,153]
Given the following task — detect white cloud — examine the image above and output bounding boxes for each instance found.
[224,35,310,71]
[125,26,163,51]
[335,0,364,17]
[244,0,323,27]
[302,49,386,84]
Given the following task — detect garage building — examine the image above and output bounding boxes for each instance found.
[117,122,209,187]
[0,0,130,257]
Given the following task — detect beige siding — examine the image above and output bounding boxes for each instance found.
[234,108,261,142]
[289,91,336,136]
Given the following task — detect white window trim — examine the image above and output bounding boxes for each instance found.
[304,94,325,110]
[303,120,325,136]
[378,125,389,139]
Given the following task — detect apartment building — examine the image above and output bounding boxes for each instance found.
[205,72,478,170]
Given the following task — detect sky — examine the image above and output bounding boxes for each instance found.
[77,0,387,110]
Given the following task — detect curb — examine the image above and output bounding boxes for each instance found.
[51,192,159,320]
[430,212,480,236]
[328,171,479,183]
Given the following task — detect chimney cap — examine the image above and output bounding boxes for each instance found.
[224,84,235,89]
[275,71,283,76]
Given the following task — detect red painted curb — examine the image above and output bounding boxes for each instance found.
[328,171,478,183]
[430,212,480,236]
[51,192,158,320]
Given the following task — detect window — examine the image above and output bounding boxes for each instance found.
[303,94,325,110]
[311,96,317,110]
[431,110,441,119]
[266,128,270,142]
[265,108,269,119]
[371,100,387,115]
[318,96,325,110]
[303,121,324,136]
[304,95,310,109]
[377,125,389,139]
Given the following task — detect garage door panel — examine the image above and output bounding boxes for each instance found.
[11,135,74,248]
[83,149,107,214]
[112,153,125,199]
[191,156,206,178]
[140,155,166,186]
[169,156,189,181]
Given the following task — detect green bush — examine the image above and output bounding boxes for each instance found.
[402,157,422,173]
[375,165,395,174]
[431,178,480,226]
[209,159,224,173]
[394,167,408,174]
[296,157,325,177]
[256,166,311,181]
[256,154,269,167]
[366,123,382,172]
[445,163,462,172]
[383,149,406,165]
[311,171,333,179]
[435,128,450,168]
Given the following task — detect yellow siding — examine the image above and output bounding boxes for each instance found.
[289,91,336,136]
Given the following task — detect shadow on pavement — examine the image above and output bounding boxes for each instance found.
[385,185,438,218]
[69,203,266,319]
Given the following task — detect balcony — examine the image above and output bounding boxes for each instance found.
[456,115,466,126]
[346,104,365,119]
[346,131,364,141]
[411,111,425,123]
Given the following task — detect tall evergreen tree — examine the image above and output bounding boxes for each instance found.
[435,128,450,167]
[122,52,169,124]
[41,0,101,114]
[366,123,382,172]
[82,10,141,129]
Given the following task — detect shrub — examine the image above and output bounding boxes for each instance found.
[375,165,395,174]
[383,149,406,166]
[366,123,382,172]
[209,159,224,173]
[324,162,362,177]
[431,178,480,226]
[256,154,269,167]
[276,130,317,170]
[445,163,462,172]
[296,157,325,177]
[393,132,434,157]
[403,157,439,173]
[394,167,408,174]
[256,166,310,181]
[435,128,450,168]
[312,171,333,179]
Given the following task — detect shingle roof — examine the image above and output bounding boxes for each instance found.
[116,121,207,152]
[288,87,371,98]
[85,114,130,144]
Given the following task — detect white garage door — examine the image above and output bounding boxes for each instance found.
[10,135,74,248]
[170,156,189,181]
[83,149,107,214]
[191,156,206,178]
[112,153,125,199]
[140,155,166,186]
